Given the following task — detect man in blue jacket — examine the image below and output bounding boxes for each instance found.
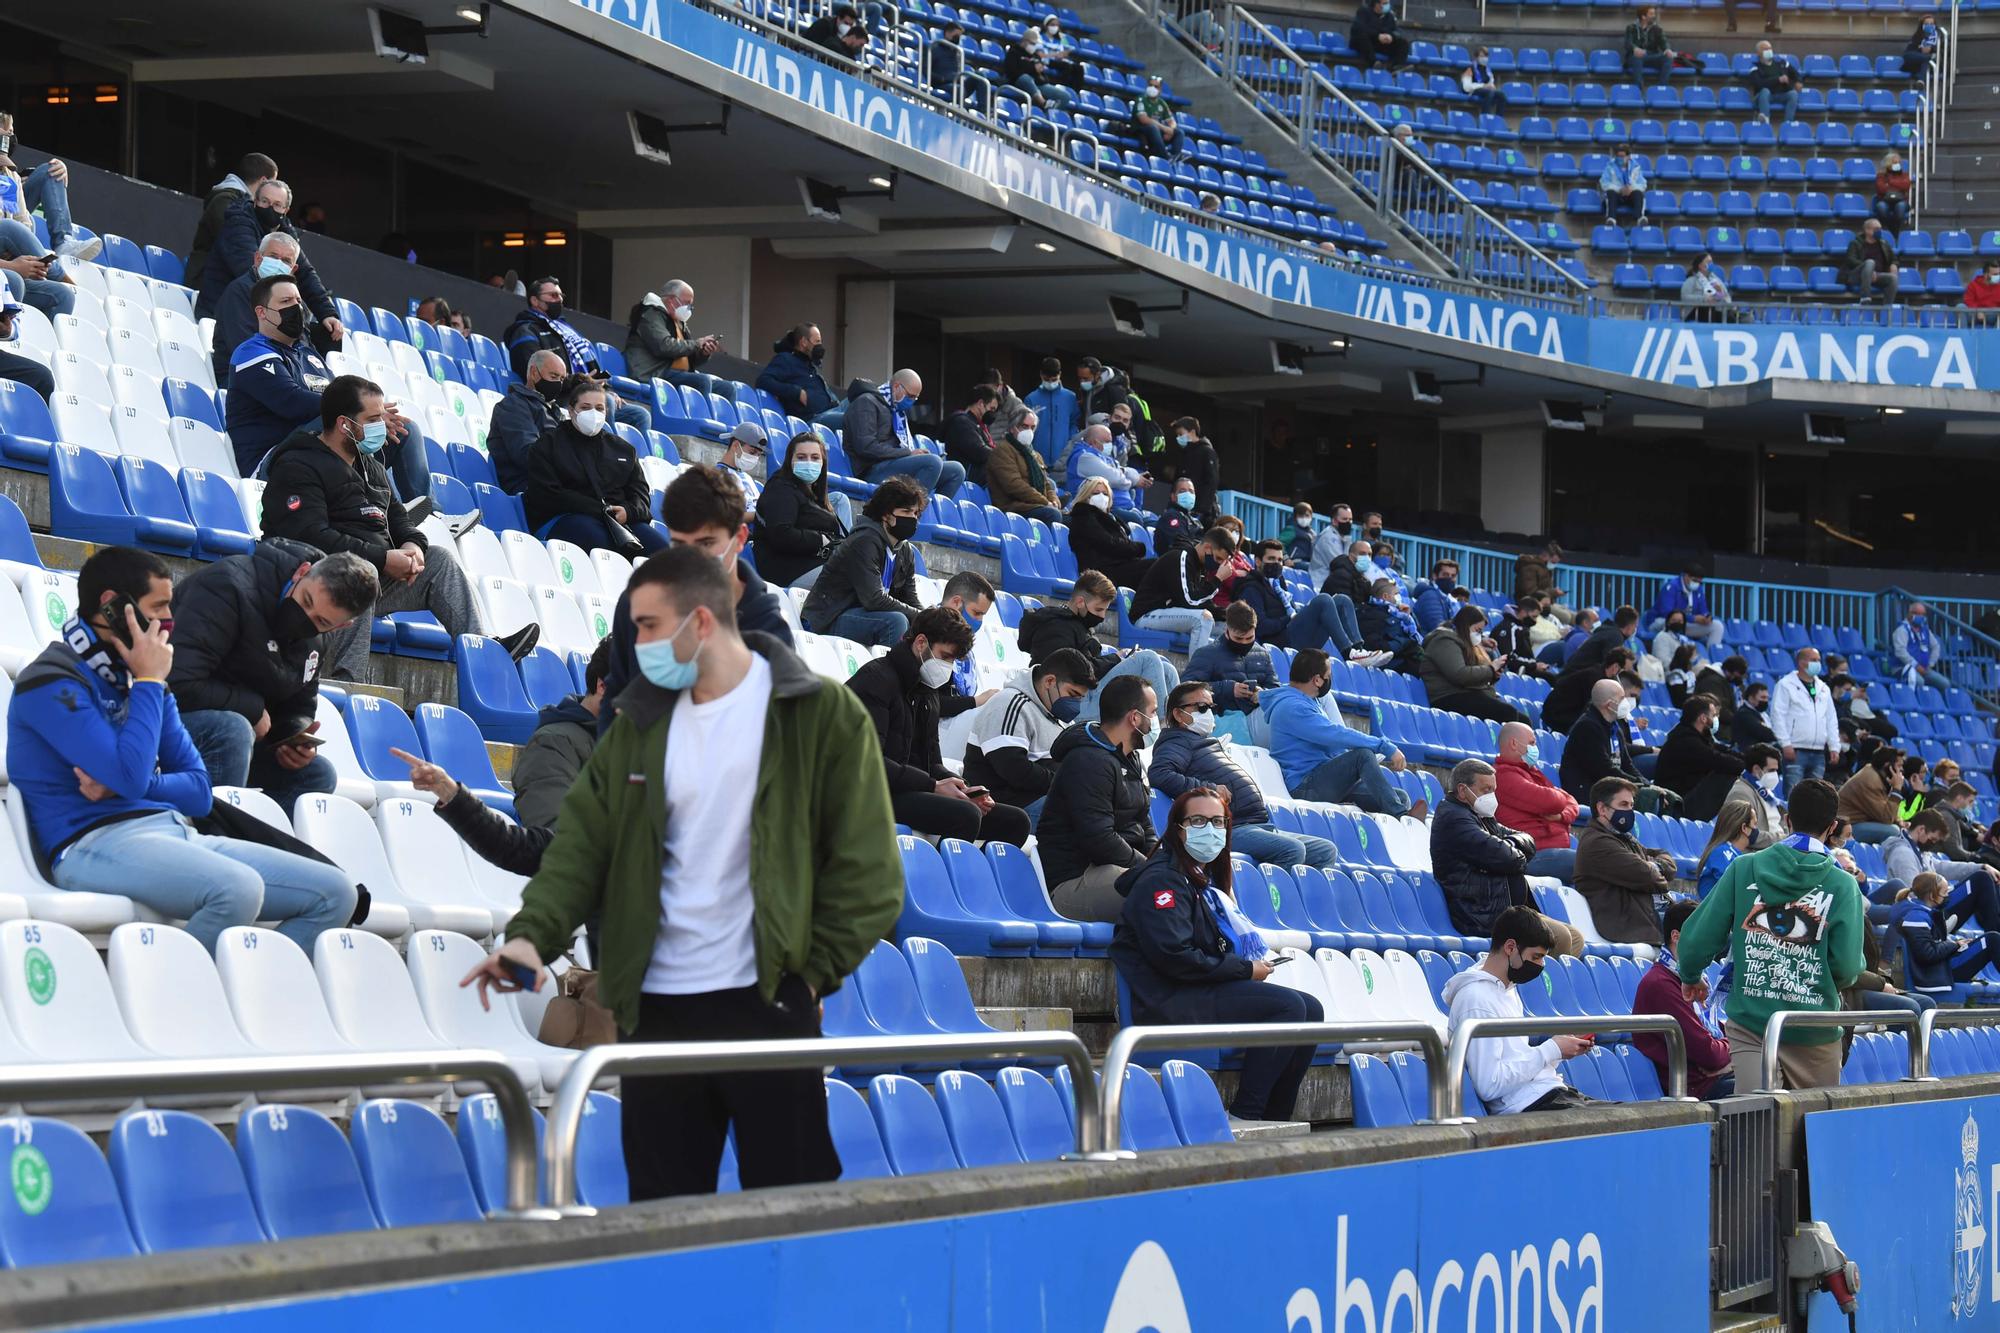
[7,546,355,953]
[1151,681,1336,869]
[1181,603,1277,742]
[1413,558,1459,634]
[1262,648,1421,816]
[1646,566,1724,649]
[756,324,844,426]
[1023,356,1078,464]
[1237,539,1377,661]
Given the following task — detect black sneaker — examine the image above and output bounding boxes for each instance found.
[496,622,541,662]
[402,496,436,526]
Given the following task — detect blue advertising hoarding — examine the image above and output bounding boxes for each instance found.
[108,1125,1709,1330]
[566,0,2000,391]
[1805,1093,2000,1331]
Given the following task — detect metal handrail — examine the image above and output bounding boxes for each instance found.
[543,1031,1098,1211]
[1759,1008,1924,1090]
[1097,1020,1450,1150]
[0,1051,553,1218]
[1445,1014,1692,1118]
[1914,1004,2000,1076]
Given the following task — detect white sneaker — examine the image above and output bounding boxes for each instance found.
[1347,648,1376,662]
[1363,651,1395,669]
[53,236,101,264]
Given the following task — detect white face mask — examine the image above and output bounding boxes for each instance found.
[1758,769,1781,791]
[918,657,954,689]
[1087,493,1112,512]
[837,19,853,33]
[1472,791,1499,818]
[573,408,607,437]
[1615,697,1636,720]
[1015,428,1036,446]
[672,303,693,322]
[1185,708,1216,737]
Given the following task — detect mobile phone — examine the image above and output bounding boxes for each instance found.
[277,732,326,749]
[98,592,150,647]
[500,958,538,990]
[965,785,991,798]
[1266,954,1292,967]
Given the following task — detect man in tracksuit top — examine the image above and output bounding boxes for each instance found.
[7,546,355,953]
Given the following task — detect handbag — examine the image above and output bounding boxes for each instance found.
[537,965,619,1049]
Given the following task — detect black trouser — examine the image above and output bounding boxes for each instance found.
[1147,980,1322,1120]
[1524,1085,1596,1112]
[892,791,1033,847]
[1434,691,1525,725]
[621,978,839,1201]
[0,349,51,401]
[1678,769,1740,823]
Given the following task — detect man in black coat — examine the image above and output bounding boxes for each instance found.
[1430,759,1536,940]
[196,180,341,339]
[1653,695,1746,821]
[941,384,999,487]
[1560,678,1643,802]
[261,375,537,681]
[1037,673,1159,922]
[1692,653,1747,743]
[486,351,566,494]
[1351,0,1409,69]
[1543,647,1634,735]
[169,541,380,813]
[1559,605,1639,682]
[846,608,1032,847]
[1318,535,1378,605]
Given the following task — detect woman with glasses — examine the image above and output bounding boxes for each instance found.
[1107,786,1322,1121]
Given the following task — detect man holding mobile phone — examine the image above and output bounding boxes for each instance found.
[168,541,380,814]
[1441,907,1595,1114]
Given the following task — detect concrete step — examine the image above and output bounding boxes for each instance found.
[959,956,1116,1022]
[974,1005,1074,1033]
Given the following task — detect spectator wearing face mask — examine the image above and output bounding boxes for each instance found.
[504,277,651,434]
[1442,908,1595,1114]
[186,152,278,299]
[524,376,667,559]
[1150,478,1203,558]
[1492,596,1559,680]
[1128,527,1233,645]
[1280,504,1316,567]
[1728,743,1788,845]
[1965,261,2000,320]
[211,231,303,387]
[197,179,343,345]
[1655,695,1747,821]
[805,3,870,60]
[1735,678,1779,751]
[1421,605,1525,724]
[487,350,567,495]
[1023,357,1079,463]
[1574,776,1677,946]
[1882,811,2000,936]
[801,474,925,648]
[1645,567,1723,649]
[1037,674,1160,922]
[1890,600,1948,688]
[224,274,338,479]
[1307,502,1356,586]
[754,431,850,590]
[625,278,722,399]
[941,384,1001,487]
[1356,577,1423,675]
[1892,870,2000,1000]
[1152,682,1336,870]
[846,369,965,498]
[1017,573,1180,725]
[987,407,1063,526]
[1065,479,1154,589]
[1837,744,1907,844]
[1412,560,1460,635]
[1633,899,1734,1099]
[1492,721,1580,880]
[847,608,1032,847]
[1771,647,1840,790]
[1745,41,1800,124]
[1432,758,1584,952]
[962,648,1095,820]
[1233,540,1377,662]
[1061,419,1148,524]
[1264,650,1420,816]
[757,324,842,425]
[1317,536,1378,607]
[1696,801,1761,900]
[1165,416,1220,517]
[1902,15,1940,80]
[1181,604,1277,743]
[1560,678,1645,802]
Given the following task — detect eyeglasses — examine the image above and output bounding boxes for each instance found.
[1183,703,1213,714]
[1180,816,1227,830]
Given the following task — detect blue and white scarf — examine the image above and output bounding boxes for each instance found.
[540,311,597,375]
[1207,885,1269,963]
[1903,616,1935,669]
[878,382,915,448]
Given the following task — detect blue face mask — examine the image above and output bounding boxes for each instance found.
[1354,556,1373,574]
[1175,492,1196,510]
[1911,613,1927,624]
[256,256,291,280]
[353,420,388,454]
[1806,660,1824,677]
[792,460,823,484]
[1524,744,1541,765]
[1052,695,1083,722]
[961,609,983,632]
[636,612,702,690]
[1182,823,1227,865]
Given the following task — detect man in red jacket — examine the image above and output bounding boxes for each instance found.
[1493,721,1580,880]
[1967,260,2000,318]
[1634,899,1733,1099]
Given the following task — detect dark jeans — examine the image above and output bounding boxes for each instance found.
[1699,1071,1737,1101]
[621,979,838,1200]
[0,347,52,401]
[1433,691,1524,725]
[1143,980,1321,1120]
[1629,52,1672,87]
[539,511,671,557]
[1677,769,1740,823]
[180,708,338,817]
[1606,189,1646,223]
[891,790,1033,846]
[1284,593,1362,656]
[1944,871,2000,935]
[1293,750,1410,815]
[1361,36,1409,68]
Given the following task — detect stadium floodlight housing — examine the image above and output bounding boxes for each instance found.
[1541,399,1588,432]
[1803,413,1847,445]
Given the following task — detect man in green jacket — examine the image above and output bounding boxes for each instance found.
[462,546,902,1198]
[1675,778,1863,1091]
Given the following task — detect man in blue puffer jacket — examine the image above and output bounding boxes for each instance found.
[1149,680,1336,870]
[756,323,843,425]
[1182,603,1278,742]
[1412,558,1460,634]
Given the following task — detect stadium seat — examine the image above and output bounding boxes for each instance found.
[413,702,516,815]
[0,1116,140,1265]
[312,924,472,1076]
[572,1090,628,1208]
[236,1104,381,1239]
[1350,1052,1414,1127]
[405,929,569,1092]
[178,467,257,557]
[340,693,429,803]
[825,1078,894,1181]
[349,1099,484,1227]
[868,1073,961,1175]
[993,1065,1074,1161]
[1159,1059,1234,1144]
[108,1109,269,1253]
[455,1093,547,1212]
[895,835,1036,955]
[106,921,265,1061]
[935,1070,1027,1168]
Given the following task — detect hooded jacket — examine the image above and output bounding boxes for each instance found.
[196,197,337,322]
[1356,596,1420,659]
[1675,838,1865,1045]
[1018,603,1115,679]
[1431,795,1534,937]
[504,632,902,1032]
[166,540,332,742]
[1109,849,1253,1021]
[503,306,601,382]
[1231,569,1298,645]
[511,695,598,831]
[1147,726,1269,826]
[1413,582,1455,635]
[1182,638,1278,716]
[523,419,651,535]
[1494,754,1577,852]
[487,381,555,495]
[801,516,921,634]
[260,428,425,575]
[1653,721,1745,802]
[1129,546,1217,623]
[1633,957,1732,1097]
[753,468,845,589]
[842,386,917,468]
[1575,821,1669,945]
[624,293,710,383]
[1892,895,1970,993]
[1036,723,1156,887]
[186,173,249,298]
[1441,965,1568,1114]
[845,644,947,796]
[1023,381,1078,459]
[1419,625,1501,705]
[1317,552,1374,605]
[594,562,792,737]
[756,346,838,417]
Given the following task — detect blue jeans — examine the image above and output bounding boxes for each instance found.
[829,607,908,648]
[539,511,669,556]
[1135,120,1184,157]
[53,810,356,954]
[1010,75,1074,109]
[1863,988,1935,1016]
[1292,750,1410,815]
[613,397,652,433]
[0,229,75,320]
[1754,87,1798,124]
[388,418,433,503]
[1233,822,1337,870]
[1850,821,1899,844]
[1135,607,1216,645]
[812,405,849,431]
[1078,650,1180,723]
[865,453,966,499]
[1781,748,1828,791]
[20,165,75,246]
[180,709,338,817]
[1629,53,1671,87]
[1285,593,1362,655]
[1525,847,1576,880]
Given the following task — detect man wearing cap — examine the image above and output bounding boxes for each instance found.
[0,291,51,400]
[1131,76,1187,159]
[718,422,769,495]
[625,277,722,399]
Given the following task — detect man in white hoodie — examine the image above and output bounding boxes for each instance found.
[1442,907,1595,1113]
[1769,646,1840,791]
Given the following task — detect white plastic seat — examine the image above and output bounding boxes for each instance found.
[107,364,166,421]
[475,574,537,638]
[1317,947,1397,1024]
[151,306,201,350]
[389,339,430,385]
[460,812,529,915]
[638,456,677,494]
[590,549,632,599]
[148,282,196,325]
[406,930,573,1091]
[0,588,40,675]
[53,314,111,369]
[0,919,150,1064]
[111,407,179,469]
[212,925,355,1058]
[65,285,106,333]
[573,593,614,648]
[63,259,110,308]
[102,294,152,338]
[323,349,363,379]
[345,330,390,368]
[196,316,216,354]
[501,531,559,588]
[107,327,164,378]
[156,338,214,391]
[1233,745,1293,809]
[107,922,261,1059]
[14,568,76,648]
[50,350,111,406]
[101,268,155,312]
[309,694,378,809]
[423,403,469,452]
[211,785,290,832]
[361,360,408,403]
[170,417,239,479]
[454,525,511,583]
[294,793,491,937]
[1266,943,1336,1020]
[1381,948,1447,1036]
[0,789,126,933]
[235,478,266,535]
[51,393,118,455]
[531,584,594,657]
[542,539,602,598]
[6,305,55,362]
[373,798,506,935]
[1346,948,1413,1023]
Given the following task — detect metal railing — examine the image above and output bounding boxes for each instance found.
[1758,1008,1926,1090]
[1151,0,1587,300]
[1098,1020,1450,1148]
[1916,1003,2000,1064]
[1911,4,1959,224]
[0,1051,552,1218]
[542,1031,1098,1211]
[1874,586,2000,711]
[1444,1014,1692,1118]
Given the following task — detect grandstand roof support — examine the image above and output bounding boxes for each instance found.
[127,51,495,90]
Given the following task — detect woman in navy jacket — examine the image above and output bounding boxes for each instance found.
[1893,871,2000,997]
[1108,786,1321,1120]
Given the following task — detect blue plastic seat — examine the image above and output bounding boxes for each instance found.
[825,1078,893,1180]
[342,691,425,790]
[574,1090,628,1208]
[414,701,515,816]
[163,378,222,430]
[108,1109,266,1253]
[935,1070,1028,1168]
[453,634,540,744]
[108,456,199,555]
[176,468,257,559]
[455,1094,547,1213]
[896,835,1036,955]
[516,644,575,712]
[0,1117,139,1265]
[237,1104,381,1239]
[868,1073,960,1175]
[349,1099,483,1227]
[1115,1065,1182,1151]
[940,838,1079,955]
[994,1065,1075,1161]
[1350,1053,1414,1127]
[1159,1059,1234,1144]
[143,245,185,284]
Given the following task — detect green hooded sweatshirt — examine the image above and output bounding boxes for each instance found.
[1675,839,1864,1045]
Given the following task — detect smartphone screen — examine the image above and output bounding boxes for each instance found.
[98,593,150,647]
[1266,954,1292,966]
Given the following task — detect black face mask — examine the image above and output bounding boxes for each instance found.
[1334,521,1352,536]
[1506,951,1544,985]
[1435,578,1456,593]
[274,595,320,643]
[273,305,306,340]
[888,514,919,542]
[810,344,826,364]
[1109,421,1127,437]
[1261,564,1283,580]
[1224,637,1253,656]
[1314,676,1331,699]
[254,205,283,232]
[534,377,562,403]
[1078,610,1105,629]
[540,299,564,321]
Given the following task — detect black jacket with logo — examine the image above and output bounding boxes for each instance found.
[1037,723,1157,886]
[260,429,425,574]
[846,644,946,796]
[167,539,332,741]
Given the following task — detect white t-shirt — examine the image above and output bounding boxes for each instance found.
[642,653,771,995]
